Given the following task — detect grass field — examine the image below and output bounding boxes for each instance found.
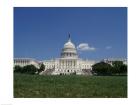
[14,73,127,98]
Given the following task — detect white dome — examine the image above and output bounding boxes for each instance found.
[61,34,78,58]
[64,40,76,49]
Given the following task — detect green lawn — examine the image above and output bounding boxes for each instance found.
[14,73,127,98]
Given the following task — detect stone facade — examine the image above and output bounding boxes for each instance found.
[102,58,127,65]
[14,58,40,69]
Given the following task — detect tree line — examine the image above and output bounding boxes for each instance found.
[92,61,127,76]
[14,63,45,75]
[14,61,127,76]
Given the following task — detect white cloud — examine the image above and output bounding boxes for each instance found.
[77,43,96,51]
[105,46,112,50]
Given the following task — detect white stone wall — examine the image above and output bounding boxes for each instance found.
[43,58,95,75]
[103,58,127,65]
[79,59,95,70]
[43,59,55,70]
[14,58,40,68]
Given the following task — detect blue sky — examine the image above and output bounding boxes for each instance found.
[14,7,127,61]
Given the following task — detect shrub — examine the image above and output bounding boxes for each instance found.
[92,62,112,76]
[14,65,38,75]
[14,65,23,73]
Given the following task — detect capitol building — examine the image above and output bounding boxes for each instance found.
[41,35,95,75]
[14,34,127,75]
[14,34,95,75]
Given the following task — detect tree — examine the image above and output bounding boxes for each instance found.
[92,62,112,76]
[38,63,45,74]
[14,65,22,73]
[112,61,124,75]
[120,64,127,75]
[22,65,38,74]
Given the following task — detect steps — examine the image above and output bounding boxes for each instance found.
[82,69,92,75]
[40,69,55,75]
